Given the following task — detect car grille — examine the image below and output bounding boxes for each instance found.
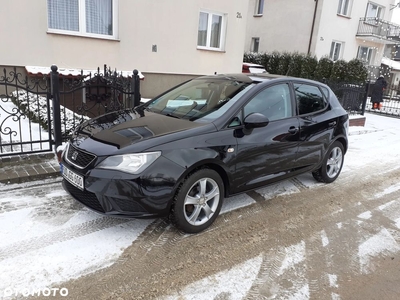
[65,144,97,169]
[110,197,146,213]
[64,180,105,213]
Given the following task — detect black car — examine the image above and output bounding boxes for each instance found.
[61,73,349,233]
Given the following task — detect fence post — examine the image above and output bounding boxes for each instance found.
[50,65,62,150]
[133,69,141,107]
[361,80,370,116]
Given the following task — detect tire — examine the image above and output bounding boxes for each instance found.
[312,141,344,183]
[171,169,224,233]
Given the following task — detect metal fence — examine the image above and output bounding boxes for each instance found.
[323,80,369,116]
[364,83,400,116]
[0,68,53,155]
[0,65,141,157]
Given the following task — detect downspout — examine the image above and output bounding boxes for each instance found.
[308,0,319,55]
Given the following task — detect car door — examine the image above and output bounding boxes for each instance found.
[231,83,301,193]
[292,82,336,169]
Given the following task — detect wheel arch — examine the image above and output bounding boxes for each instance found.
[173,161,231,200]
[334,136,348,154]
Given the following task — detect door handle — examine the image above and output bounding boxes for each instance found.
[288,126,298,134]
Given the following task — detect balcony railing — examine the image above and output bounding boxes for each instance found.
[356,17,400,44]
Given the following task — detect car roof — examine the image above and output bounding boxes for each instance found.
[197,73,287,83]
[197,73,329,87]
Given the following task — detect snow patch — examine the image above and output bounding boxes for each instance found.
[162,255,263,300]
[279,241,306,275]
[321,230,329,247]
[358,228,400,273]
[358,211,372,220]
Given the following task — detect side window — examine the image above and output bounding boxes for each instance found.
[244,84,292,121]
[294,83,327,115]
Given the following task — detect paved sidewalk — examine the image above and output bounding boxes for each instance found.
[0,152,60,184]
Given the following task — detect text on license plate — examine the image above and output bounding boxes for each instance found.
[63,166,84,190]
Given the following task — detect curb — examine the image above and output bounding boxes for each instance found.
[0,152,61,185]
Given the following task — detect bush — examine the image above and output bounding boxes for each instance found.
[300,55,318,79]
[287,52,304,77]
[346,59,368,83]
[330,60,348,82]
[314,56,333,81]
[268,52,282,74]
[243,52,368,84]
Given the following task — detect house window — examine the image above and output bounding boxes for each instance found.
[337,0,351,16]
[197,11,226,50]
[255,0,265,15]
[251,38,260,52]
[366,2,383,19]
[47,0,118,39]
[357,46,375,64]
[329,41,343,61]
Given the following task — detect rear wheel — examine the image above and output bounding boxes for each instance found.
[171,169,224,233]
[312,141,344,183]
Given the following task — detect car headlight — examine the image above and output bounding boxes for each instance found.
[97,152,161,174]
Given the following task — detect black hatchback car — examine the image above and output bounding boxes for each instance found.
[61,73,349,233]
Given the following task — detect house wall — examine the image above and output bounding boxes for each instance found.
[244,0,316,54]
[0,0,249,98]
[314,0,395,64]
[244,0,396,68]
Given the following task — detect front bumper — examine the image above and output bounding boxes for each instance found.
[62,155,185,218]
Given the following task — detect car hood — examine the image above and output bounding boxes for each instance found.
[70,109,214,155]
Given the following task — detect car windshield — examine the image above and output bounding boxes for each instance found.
[145,78,253,122]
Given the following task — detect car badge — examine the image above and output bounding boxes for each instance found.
[71,151,79,160]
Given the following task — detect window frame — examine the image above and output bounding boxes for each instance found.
[329,41,343,61]
[337,0,352,17]
[243,83,293,122]
[365,2,383,19]
[47,0,119,40]
[357,46,375,65]
[251,37,260,52]
[254,0,265,16]
[197,10,227,51]
[293,82,328,116]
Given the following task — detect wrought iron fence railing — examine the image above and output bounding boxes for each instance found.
[0,65,141,156]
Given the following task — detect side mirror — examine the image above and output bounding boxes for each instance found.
[244,113,269,129]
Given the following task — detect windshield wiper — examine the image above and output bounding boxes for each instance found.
[166,113,181,119]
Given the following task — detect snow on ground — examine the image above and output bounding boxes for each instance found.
[0,112,400,299]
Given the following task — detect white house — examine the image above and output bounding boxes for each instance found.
[245,0,400,80]
[0,0,249,98]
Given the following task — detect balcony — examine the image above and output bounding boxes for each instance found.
[356,17,400,45]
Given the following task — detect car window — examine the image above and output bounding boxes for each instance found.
[294,83,327,115]
[146,79,253,122]
[243,83,292,121]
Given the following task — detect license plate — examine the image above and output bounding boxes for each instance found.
[63,165,84,190]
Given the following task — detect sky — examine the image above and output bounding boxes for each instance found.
[392,2,400,24]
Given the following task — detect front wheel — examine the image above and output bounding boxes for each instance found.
[171,169,224,233]
[312,141,344,183]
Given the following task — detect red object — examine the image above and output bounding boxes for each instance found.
[372,103,382,110]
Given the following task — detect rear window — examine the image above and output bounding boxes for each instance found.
[294,83,328,115]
